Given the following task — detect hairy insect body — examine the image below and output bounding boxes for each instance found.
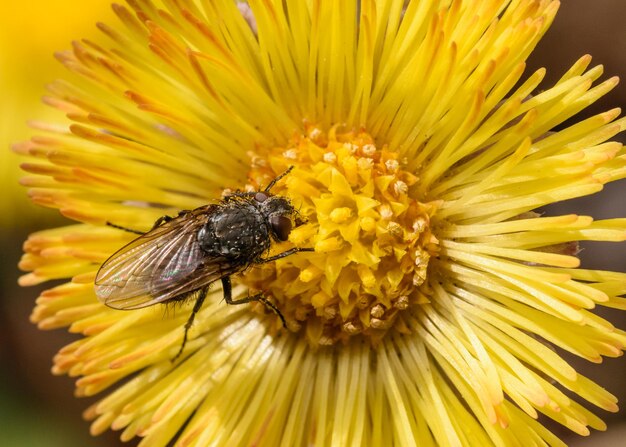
[200,200,271,262]
[95,167,311,360]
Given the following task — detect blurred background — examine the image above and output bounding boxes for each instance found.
[0,1,624,446]
[1,2,131,446]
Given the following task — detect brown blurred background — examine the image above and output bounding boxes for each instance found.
[1,1,625,446]
[525,2,626,445]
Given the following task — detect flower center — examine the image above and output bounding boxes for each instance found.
[242,125,440,345]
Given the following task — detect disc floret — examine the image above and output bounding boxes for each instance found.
[244,126,440,345]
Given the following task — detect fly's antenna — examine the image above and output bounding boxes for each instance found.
[264,166,294,192]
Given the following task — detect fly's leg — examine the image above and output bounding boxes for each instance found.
[151,210,192,230]
[224,166,293,199]
[259,247,314,263]
[264,166,294,192]
[106,213,175,235]
[172,287,208,362]
[223,191,256,201]
[221,277,287,328]
[236,247,311,328]
[105,222,144,235]
[150,215,172,230]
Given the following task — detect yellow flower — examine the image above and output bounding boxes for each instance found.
[16,1,626,446]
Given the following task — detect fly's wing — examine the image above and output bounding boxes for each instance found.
[95,205,237,309]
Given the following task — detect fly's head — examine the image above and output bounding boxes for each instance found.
[253,192,298,242]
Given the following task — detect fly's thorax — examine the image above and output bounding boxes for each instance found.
[198,201,271,262]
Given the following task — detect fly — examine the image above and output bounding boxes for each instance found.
[95,167,311,360]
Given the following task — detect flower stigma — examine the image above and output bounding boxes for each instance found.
[241,125,441,346]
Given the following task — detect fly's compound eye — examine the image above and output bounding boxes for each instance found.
[255,192,269,202]
[270,215,292,241]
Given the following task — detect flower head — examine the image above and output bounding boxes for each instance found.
[16,1,626,446]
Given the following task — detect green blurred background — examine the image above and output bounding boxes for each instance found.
[1,1,625,446]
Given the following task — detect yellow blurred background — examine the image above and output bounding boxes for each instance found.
[0,1,116,226]
[0,1,624,446]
